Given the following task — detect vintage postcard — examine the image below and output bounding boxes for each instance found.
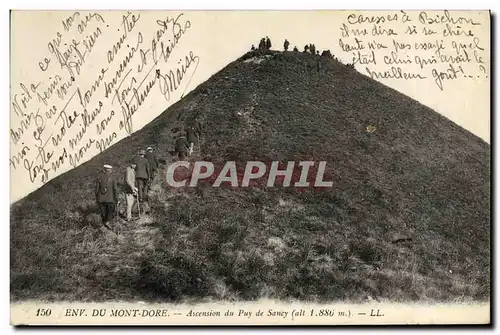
[9,10,490,325]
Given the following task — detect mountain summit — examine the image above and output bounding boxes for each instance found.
[11,50,490,302]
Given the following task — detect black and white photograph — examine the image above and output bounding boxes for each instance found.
[8,9,491,325]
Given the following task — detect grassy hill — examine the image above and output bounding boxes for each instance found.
[10,50,490,303]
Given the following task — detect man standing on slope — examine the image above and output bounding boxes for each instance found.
[125,162,138,221]
[175,134,189,161]
[135,150,150,202]
[186,125,200,156]
[95,164,118,226]
[145,147,159,180]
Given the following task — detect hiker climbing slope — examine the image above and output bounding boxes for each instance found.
[135,150,150,202]
[95,164,118,226]
[175,134,189,161]
[124,162,138,221]
[145,147,159,180]
[186,124,201,156]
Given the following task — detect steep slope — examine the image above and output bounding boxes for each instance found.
[11,50,490,302]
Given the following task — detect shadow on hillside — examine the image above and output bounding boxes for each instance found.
[74,202,104,229]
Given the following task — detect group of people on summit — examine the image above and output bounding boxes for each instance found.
[249,37,355,69]
[94,122,202,226]
[253,36,272,51]
[250,38,323,56]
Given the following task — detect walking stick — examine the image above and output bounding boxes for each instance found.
[137,195,141,218]
[115,200,120,219]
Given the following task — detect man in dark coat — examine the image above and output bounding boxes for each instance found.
[145,147,159,180]
[95,164,118,225]
[310,44,316,55]
[265,36,271,50]
[283,39,290,51]
[175,135,189,161]
[135,149,150,202]
[293,46,298,52]
[258,38,265,50]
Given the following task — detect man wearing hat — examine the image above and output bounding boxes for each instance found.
[95,164,118,225]
[145,147,159,181]
[135,149,150,202]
